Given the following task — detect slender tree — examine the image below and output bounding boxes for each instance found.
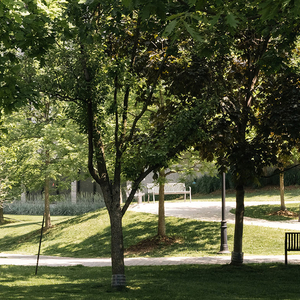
[37,0,212,288]
[191,1,300,264]
[0,101,88,229]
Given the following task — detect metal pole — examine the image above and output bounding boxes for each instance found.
[218,172,230,254]
[35,213,45,275]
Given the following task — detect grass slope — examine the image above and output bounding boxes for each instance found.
[0,208,294,257]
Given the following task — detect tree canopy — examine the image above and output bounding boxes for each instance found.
[1,0,300,288]
[29,0,214,287]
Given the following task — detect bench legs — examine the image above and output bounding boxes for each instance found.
[285,249,287,265]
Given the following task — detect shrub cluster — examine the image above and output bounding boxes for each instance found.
[186,166,300,194]
[3,193,105,216]
[186,174,234,194]
[259,167,300,187]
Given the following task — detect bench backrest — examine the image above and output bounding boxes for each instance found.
[147,183,186,193]
[285,232,300,251]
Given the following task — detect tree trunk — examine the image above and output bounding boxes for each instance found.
[44,103,51,229]
[71,181,77,204]
[0,206,4,224]
[44,177,51,229]
[158,169,166,237]
[231,183,245,264]
[109,196,126,289]
[280,171,286,211]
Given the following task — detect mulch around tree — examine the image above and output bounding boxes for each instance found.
[125,235,183,255]
[269,210,299,218]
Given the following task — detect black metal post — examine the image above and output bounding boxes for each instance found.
[218,172,230,254]
[35,213,45,275]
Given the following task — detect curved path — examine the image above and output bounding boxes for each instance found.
[1,200,299,267]
[129,200,300,230]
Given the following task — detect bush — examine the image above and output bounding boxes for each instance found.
[283,167,300,186]
[3,193,105,216]
[187,167,300,195]
[256,167,300,188]
[187,175,221,194]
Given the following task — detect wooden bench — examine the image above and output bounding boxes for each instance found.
[147,183,191,203]
[285,232,300,264]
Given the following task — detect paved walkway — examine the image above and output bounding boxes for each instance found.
[1,201,299,267]
[1,253,300,267]
[129,200,300,230]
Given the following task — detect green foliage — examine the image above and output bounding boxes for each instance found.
[259,0,300,21]
[189,167,300,194]
[3,199,105,216]
[3,192,105,215]
[259,167,300,187]
[0,102,88,200]
[0,0,55,113]
[4,202,45,216]
[187,173,235,194]
[188,175,221,194]
[193,3,300,189]
[36,0,214,211]
[284,168,300,185]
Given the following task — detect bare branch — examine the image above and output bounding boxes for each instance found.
[122,53,169,152]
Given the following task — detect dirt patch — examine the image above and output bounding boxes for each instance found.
[269,210,299,218]
[125,235,183,255]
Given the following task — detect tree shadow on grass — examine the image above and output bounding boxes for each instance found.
[244,204,299,221]
[0,209,231,258]
[127,263,300,299]
[0,265,112,300]
[1,264,300,300]
[1,222,42,229]
[39,212,225,258]
[41,228,113,258]
[122,213,225,257]
[0,210,107,255]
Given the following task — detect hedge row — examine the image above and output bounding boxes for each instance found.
[186,167,300,194]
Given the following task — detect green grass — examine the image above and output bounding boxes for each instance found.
[234,204,300,221]
[1,264,300,299]
[192,185,300,202]
[0,208,294,257]
[1,193,299,299]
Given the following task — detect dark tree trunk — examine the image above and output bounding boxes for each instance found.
[0,206,4,224]
[44,104,51,230]
[158,169,166,237]
[44,177,51,229]
[280,171,286,211]
[109,199,126,289]
[231,183,245,264]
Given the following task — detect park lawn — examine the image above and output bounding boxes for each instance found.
[192,185,300,202]
[231,204,300,221]
[0,264,299,299]
[0,208,293,257]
